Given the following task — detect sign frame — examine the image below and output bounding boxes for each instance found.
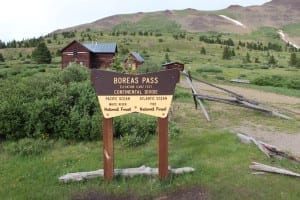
[91,69,179,181]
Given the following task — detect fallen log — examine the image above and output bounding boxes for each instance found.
[230,79,250,84]
[236,133,270,157]
[59,166,195,183]
[261,142,300,163]
[249,162,300,177]
[237,133,300,162]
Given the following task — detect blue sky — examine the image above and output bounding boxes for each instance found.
[0,0,270,42]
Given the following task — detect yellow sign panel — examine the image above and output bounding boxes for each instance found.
[91,69,179,118]
[98,95,173,118]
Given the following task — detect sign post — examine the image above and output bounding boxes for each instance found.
[91,69,179,181]
[102,118,114,181]
[158,117,168,179]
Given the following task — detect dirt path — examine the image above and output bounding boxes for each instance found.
[218,85,300,115]
[180,81,300,156]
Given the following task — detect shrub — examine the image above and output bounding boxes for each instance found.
[252,75,285,87]
[114,114,157,147]
[0,100,29,140]
[252,75,300,89]
[59,63,89,84]
[216,75,225,80]
[38,68,46,72]
[196,66,223,73]
[0,71,7,79]
[287,79,300,89]
[137,63,161,73]
[260,66,270,69]
[114,113,180,147]
[0,65,101,141]
[121,132,151,147]
[169,121,181,139]
[9,69,21,76]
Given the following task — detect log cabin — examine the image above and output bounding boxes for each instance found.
[124,52,144,70]
[61,40,117,69]
[162,62,184,71]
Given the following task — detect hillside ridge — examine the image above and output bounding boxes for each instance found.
[54,0,300,34]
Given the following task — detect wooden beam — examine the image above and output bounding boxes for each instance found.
[102,117,114,181]
[250,162,300,177]
[185,71,210,121]
[158,117,168,179]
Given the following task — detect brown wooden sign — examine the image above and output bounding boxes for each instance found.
[91,69,179,118]
[91,69,179,181]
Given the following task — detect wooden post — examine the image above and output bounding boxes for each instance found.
[102,117,114,181]
[158,117,168,179]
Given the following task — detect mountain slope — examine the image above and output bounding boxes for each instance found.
[217,0,300,29]
[56,0,300,34]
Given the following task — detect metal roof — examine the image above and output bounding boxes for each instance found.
[82,42,117,53]
[162,61,183,66]
[131,52,144,62]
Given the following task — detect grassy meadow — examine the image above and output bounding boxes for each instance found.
[0,25,300,199]
[0,95,300,199]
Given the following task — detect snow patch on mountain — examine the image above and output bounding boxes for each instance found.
[219,15,247,29]
[278,30,299,49]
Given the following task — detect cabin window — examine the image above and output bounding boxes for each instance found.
[73,48,78,56]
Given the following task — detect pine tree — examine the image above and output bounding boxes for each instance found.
[0,40,6,48]
[245,52,251,63]
[0,53,4,62]
[31,42,51,64]
[200,47,206,55]
[165,53,171,63]
[255,57,260,63]
[268,55,277,65]
[297,58,300,68]
[231,49,235,56]
[111,55,124,72]
[289,53,297,66]
[222,46,231,60]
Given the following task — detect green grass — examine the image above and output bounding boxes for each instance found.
[113,14,182,33]
[1,96,300,199]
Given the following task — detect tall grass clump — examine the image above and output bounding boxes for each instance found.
[4,138,52,156]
